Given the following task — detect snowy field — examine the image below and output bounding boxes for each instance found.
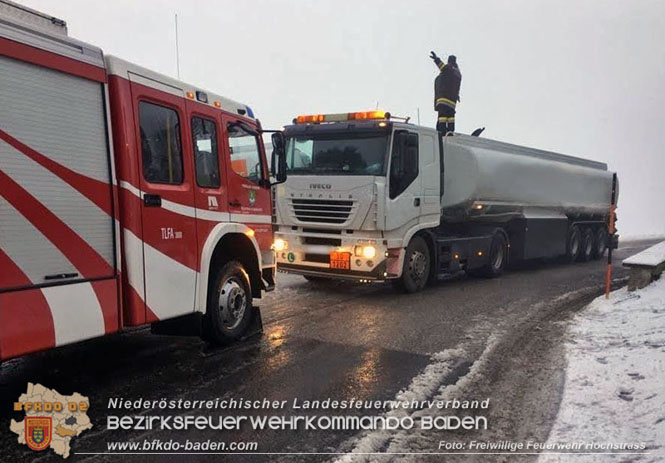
[540,277,665,462]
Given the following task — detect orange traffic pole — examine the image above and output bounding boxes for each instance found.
[605,173,617,299]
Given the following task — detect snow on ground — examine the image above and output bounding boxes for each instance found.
[540,277,665,462]
[334,345,469,462]
[624,240,665,266]
[621,234,665,243]
[335,336,499,462]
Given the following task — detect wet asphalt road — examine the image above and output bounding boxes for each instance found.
[0,239,660,462]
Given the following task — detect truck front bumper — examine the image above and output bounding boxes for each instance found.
[278,261,389,281]
[274,231,402,281]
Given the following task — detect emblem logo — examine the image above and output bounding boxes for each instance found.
[11,383,92,458]
[248,189,256,206]
[309,184,332,189]
[25,417,52,451]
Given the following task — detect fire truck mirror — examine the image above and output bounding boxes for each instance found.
[271,132,287,185]
[230,121,258,137]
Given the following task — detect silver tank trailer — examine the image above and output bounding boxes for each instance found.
[441,134,616,220]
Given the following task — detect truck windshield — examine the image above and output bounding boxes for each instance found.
[285,132,389,176]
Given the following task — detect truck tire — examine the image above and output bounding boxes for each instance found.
[580,228,594,262]
[394,236,430,293]
[484,232,507,277]
[593,227,608,260]
[468,232,507,278]
[202,260,254,345]
[566,225,581,263]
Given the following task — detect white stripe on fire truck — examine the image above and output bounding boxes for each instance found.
[0,196,78,285]
[122,229,146,301]
[41,281,105,346]
[1,141,114,266]
[198,209,231,221]
[142,239,198,320]
[119,181,271,224]
[119,181,226,221]
[229,213,271,224]
[122,226,199,320]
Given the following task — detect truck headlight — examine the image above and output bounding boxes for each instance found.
[354,245,377,259]
[272,238,287,252]
[362,245,376,259]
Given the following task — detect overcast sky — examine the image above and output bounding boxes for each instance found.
[19,0,665,237]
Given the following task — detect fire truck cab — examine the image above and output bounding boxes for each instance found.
[0,1,285,360]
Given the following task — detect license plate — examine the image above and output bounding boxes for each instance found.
[330,252,351,270]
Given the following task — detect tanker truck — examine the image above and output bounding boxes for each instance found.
[271,110,617,292]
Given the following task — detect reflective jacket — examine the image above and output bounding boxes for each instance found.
[433,58,462,111]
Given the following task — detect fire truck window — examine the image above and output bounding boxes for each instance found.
[228,124,262,184]
[139,102,183,184]
[191,117,220,188]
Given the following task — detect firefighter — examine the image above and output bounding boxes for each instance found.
[430,51,462,134]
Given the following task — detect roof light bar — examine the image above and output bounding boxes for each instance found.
[295,110,390,124]
[349,110,388,120]
[296,114,326,124]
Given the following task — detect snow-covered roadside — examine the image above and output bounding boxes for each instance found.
[540,277,665,462]
[621,234,665,242]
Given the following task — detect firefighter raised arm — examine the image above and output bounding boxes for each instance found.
[430,51,462,134]
[429,51,445,71]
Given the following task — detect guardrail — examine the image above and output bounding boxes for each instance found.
[623,241,665,291]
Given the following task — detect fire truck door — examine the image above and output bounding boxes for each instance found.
[220,114,272,250]
[184,99,229,271]
[131,86,198,321]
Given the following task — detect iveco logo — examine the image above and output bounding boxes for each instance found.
[309,184,332,189]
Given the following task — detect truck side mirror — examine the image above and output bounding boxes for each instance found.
[271,132,287,185]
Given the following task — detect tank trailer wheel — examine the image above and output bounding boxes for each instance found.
[580,228,594,262]
[593,227,608,260]
[394,236,430,293]
[566,225,582,263]
[203,260,254,345]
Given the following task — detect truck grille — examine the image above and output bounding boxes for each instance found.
[303,236,342,246]
[302,228,342,234]
[304,253,330,264]
[290,199,354,224]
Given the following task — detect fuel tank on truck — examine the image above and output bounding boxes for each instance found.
[440,134,617,220]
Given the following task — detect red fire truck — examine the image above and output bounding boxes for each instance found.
[0,1,287,360]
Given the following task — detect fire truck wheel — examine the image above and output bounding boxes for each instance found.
[566,225,581,263]
[203,260,253,345]
[580,228,594,262]
[593,227,608,260]
[394,236,430,293]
